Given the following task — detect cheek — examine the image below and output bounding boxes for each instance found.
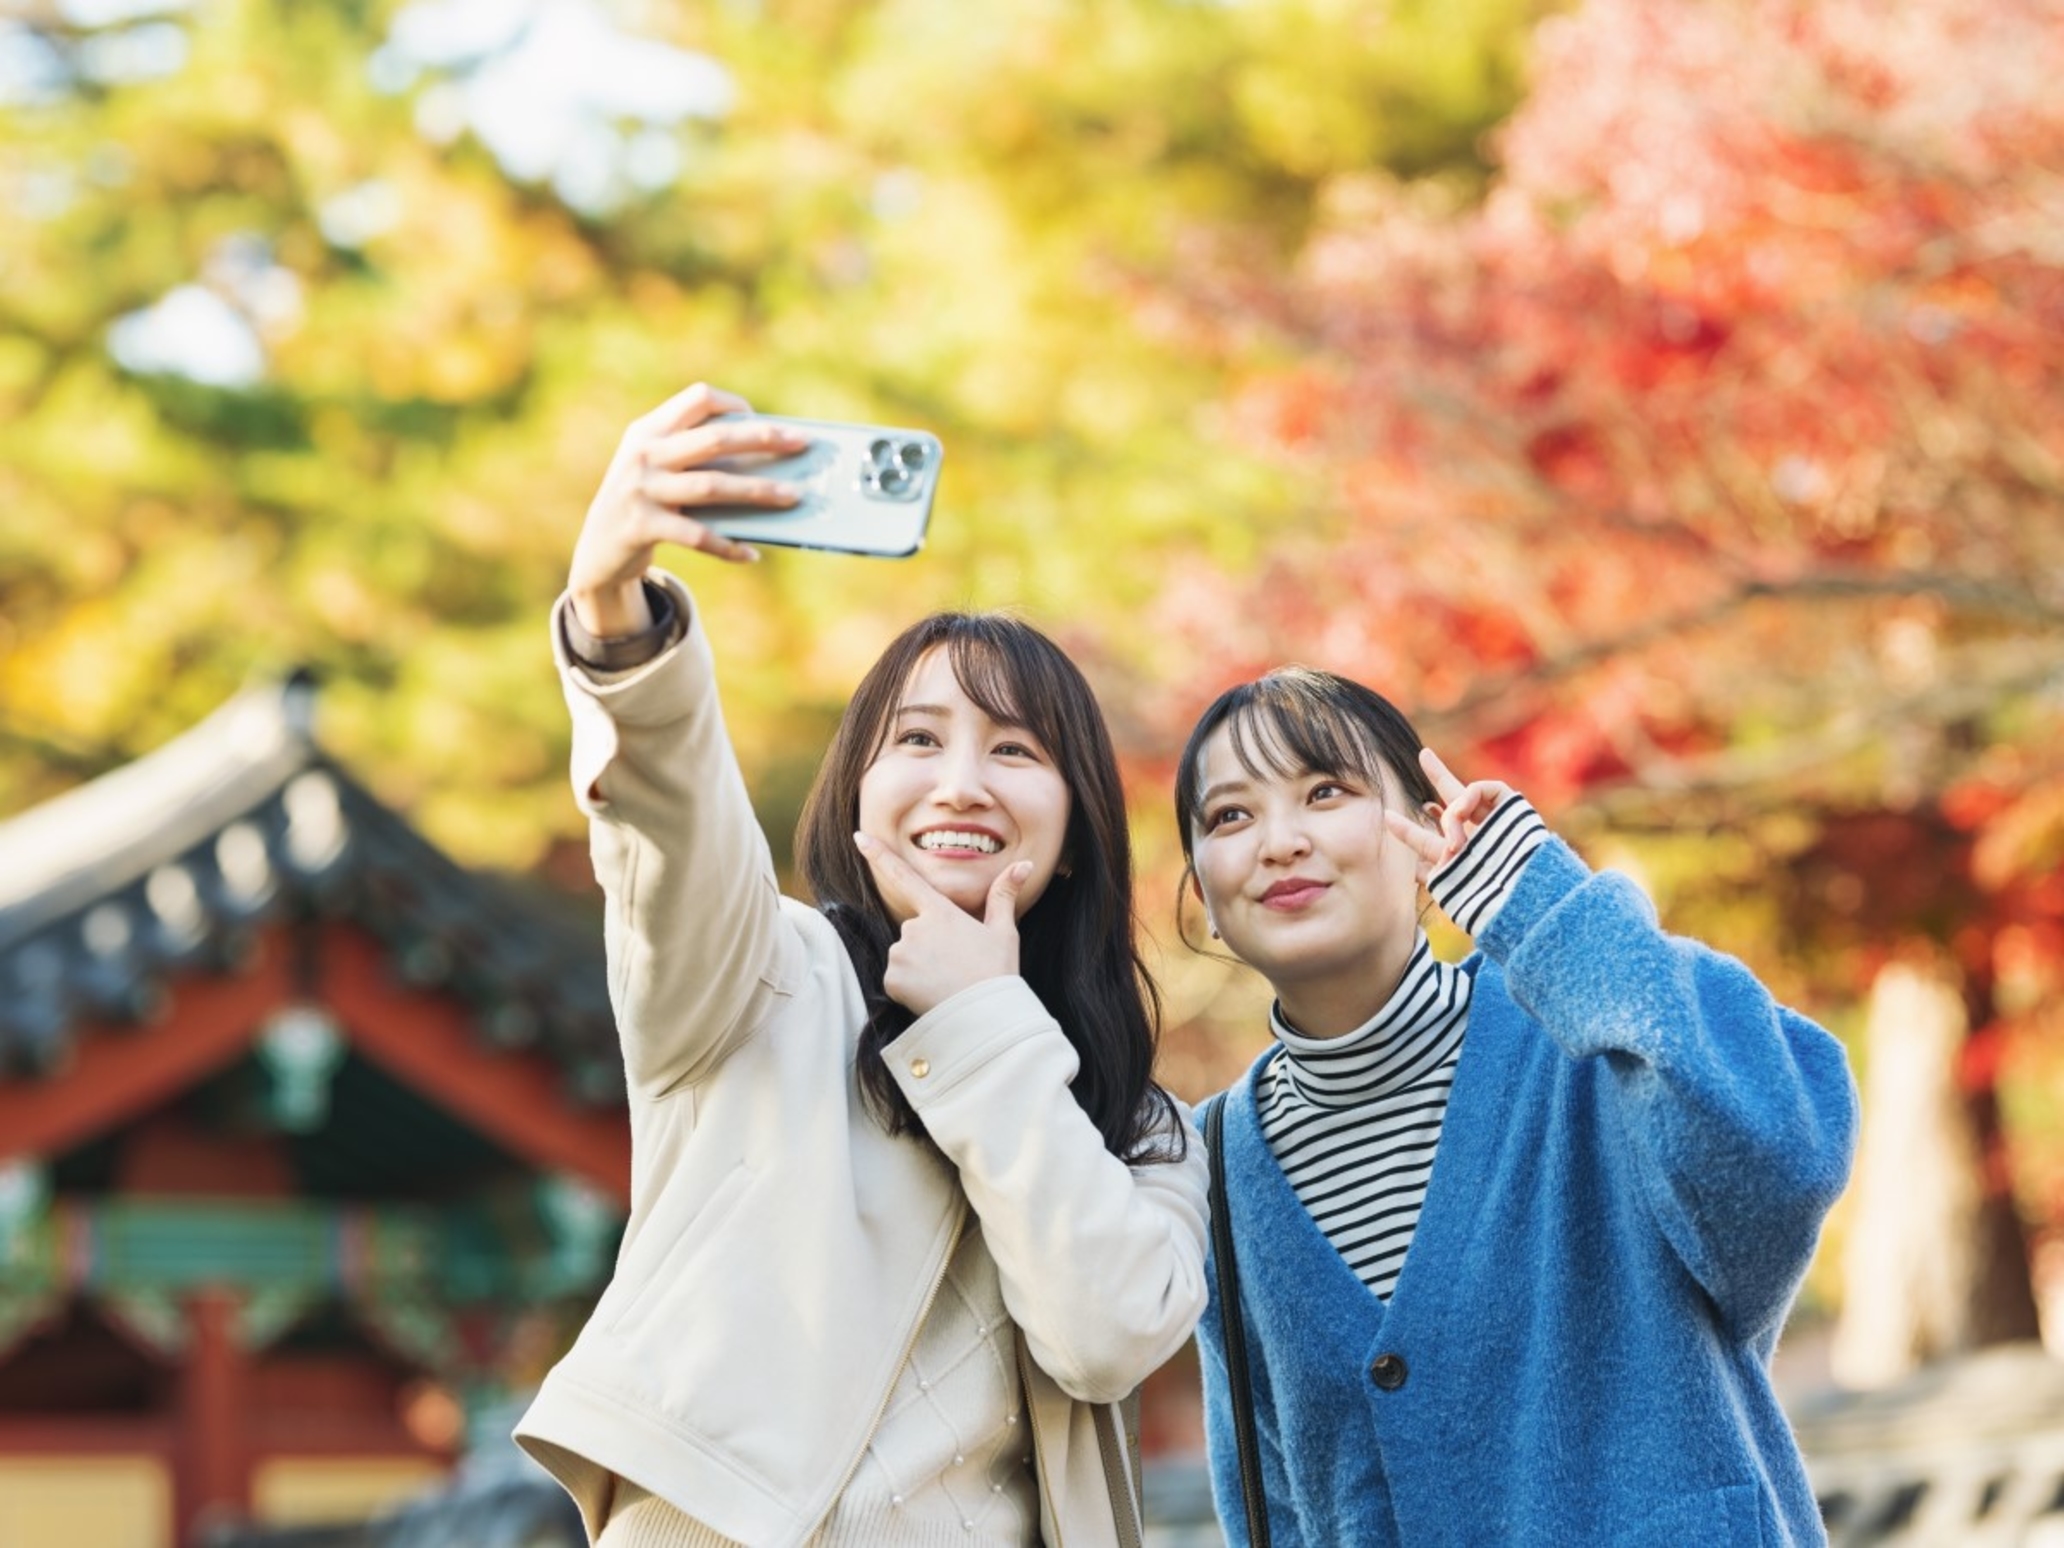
[1022,776,1072,856]
[1192,848,1239,911]
[855,762,901,837]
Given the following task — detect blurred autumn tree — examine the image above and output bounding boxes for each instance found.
[0,0,1539,868]
[15,0,2055,1379]
[1120,0,2064,1372]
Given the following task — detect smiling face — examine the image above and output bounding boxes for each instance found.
[857,646,1073,922]
[1175,669,1442,1038]
[1188,723,1428,1033]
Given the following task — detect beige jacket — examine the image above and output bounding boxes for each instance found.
[514,578,1210,1548]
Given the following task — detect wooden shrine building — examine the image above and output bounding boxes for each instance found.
[0,674,629,1547]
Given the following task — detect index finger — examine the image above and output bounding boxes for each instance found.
[1384,809,1447,871]
[1418,746,1467,804]
[641,381,752,436]
[854,832,949,918]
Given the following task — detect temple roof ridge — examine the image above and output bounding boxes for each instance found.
[0,670,324,940]
[0,672,620,1099]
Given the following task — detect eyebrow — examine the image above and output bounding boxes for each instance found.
[892,701,1035,734]
[1198,778,1253,806]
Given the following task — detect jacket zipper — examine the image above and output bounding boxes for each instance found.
[814,1203,967,1531]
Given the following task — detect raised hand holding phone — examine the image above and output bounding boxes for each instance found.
[566,382,806,637]
[696,414,944,559]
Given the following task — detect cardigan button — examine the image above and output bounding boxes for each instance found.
[1370,1352,1408,1391]
[910,1057,931,1079]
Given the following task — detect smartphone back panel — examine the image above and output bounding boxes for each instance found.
[697,415,941,558]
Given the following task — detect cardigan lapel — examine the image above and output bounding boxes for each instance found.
[1223,1051,1390,1351]
[1226,956,1525,1335]
[1377,956,1515,1326]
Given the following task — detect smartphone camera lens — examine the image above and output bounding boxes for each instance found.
[896,440,929,471]
[876,466,911,496]
[869,438,897,469]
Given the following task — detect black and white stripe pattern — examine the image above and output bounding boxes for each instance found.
[1260,940,1471,1298]
[1427,791,1548,939]
[1258,795,1547,1298]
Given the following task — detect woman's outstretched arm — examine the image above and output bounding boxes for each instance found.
[557,383,808,1094]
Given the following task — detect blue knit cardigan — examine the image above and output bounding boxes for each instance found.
[1198,836,1858,1547]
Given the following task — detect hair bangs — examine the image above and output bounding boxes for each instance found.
[1174,666,1438,874]
[944,627,1038,742]
[1212,672,1387,796]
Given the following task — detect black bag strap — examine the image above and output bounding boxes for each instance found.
[1207,1095,1272,1548]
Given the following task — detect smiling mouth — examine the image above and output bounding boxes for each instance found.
[1260,880,1328,910]
[915,829,1004,856]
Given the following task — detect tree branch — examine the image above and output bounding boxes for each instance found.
[1422,566,2064,738]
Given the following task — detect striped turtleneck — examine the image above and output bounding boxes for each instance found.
[1257,792,1548,1298]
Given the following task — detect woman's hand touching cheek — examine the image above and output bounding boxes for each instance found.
[854,832,1032,1017]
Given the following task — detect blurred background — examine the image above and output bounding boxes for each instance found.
[2,0,2061,1543]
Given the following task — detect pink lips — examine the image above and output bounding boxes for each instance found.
[1260,878,1329,910]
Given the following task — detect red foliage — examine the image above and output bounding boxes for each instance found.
[1127,0,2064,904]
[1108,2,2064,1224]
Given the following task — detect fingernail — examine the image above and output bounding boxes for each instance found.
[743,546,762,562]
[1013,861,1033,881]
[853,831,874,852]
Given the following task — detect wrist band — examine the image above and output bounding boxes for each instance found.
[563,579,679,671]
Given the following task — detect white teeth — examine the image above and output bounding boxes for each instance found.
[917,830,1002,854]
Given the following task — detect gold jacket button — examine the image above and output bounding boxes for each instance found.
[910,1057,931,1079]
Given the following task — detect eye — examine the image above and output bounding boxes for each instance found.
[1203,805,1250,832]
[895,728,940,749]
[1308,779,1354,803]
[994,739,1042,761]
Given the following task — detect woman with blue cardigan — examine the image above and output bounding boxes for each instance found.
[1178,668,1858,1546]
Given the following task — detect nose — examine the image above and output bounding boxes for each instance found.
[1255,809,1311,865]
[929,743,995,811]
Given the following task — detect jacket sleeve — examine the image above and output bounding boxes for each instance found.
[553,571,794,1095]
[1471,834,1860,1340]
[883,977,1211,1404]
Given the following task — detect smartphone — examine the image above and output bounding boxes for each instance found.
[697,414,942,558]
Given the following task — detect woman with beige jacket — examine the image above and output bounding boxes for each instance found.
[514,383,1211,1548]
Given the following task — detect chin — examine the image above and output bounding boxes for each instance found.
[924,872,992,910]
[1245,935,1355,981]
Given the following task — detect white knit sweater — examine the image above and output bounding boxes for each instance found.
[593,1220,1038,1546]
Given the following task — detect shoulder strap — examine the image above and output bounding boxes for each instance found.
[1091,1391,1144,1548]
[1207,1095,1272,1548]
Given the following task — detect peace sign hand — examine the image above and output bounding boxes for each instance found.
[1381,748,1516,888]
[854,833,1034,1016]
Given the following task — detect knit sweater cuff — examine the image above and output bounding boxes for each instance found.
[1427,792,1549,938]
[551,571,708,724]
[560,576,685,674]
[1473,830,1594,966]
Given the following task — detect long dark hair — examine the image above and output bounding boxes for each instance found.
[1172,667,1442,949]
[796,612,1182,1165]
